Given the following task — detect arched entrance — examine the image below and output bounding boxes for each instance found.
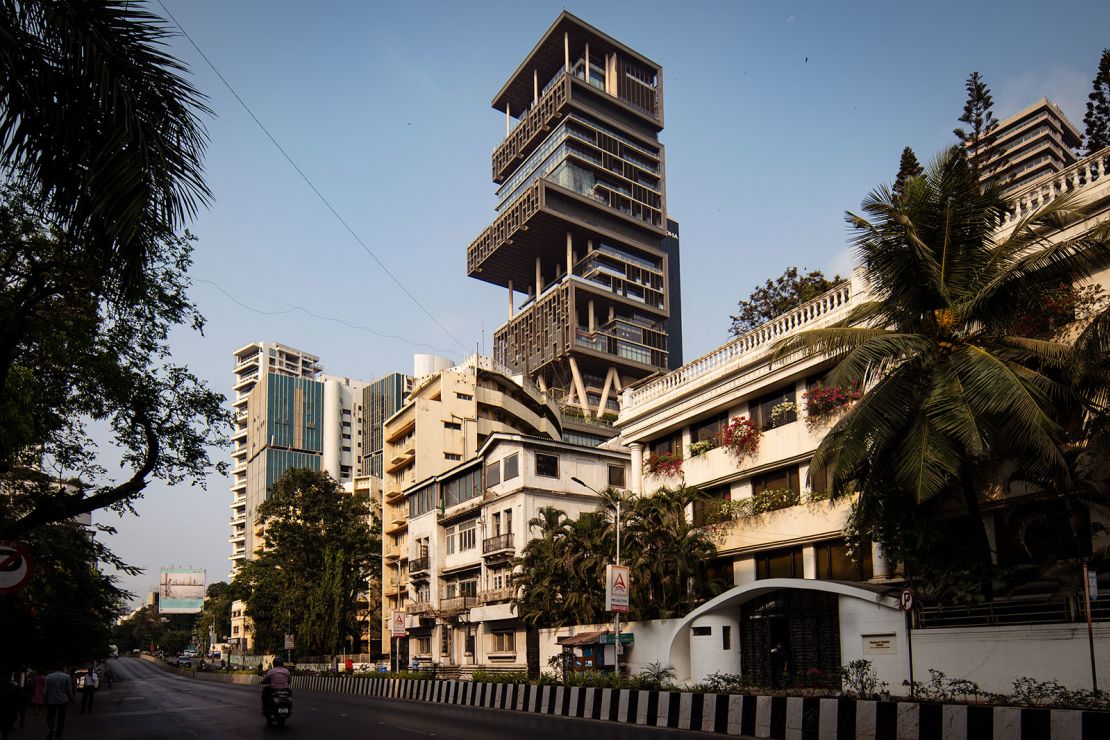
[740,589,840,687]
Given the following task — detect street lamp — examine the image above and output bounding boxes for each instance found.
[571,476,623,676]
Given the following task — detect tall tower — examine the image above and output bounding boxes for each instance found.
[467,12,679,446]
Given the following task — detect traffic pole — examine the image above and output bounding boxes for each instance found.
[1083,559,1098,691]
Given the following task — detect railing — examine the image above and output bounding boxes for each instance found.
[406,600,435,616]
[492,71,569,182]
[623,280,856,409]
[438,596,477,614]
[480,587,515,604]
[467,180,543,276]
[409,556,430,573]
[917,596,1108,628]
[1001,145,1110,225]
[482,532,514,554]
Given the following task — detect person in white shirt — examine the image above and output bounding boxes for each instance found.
[78,665,97,714]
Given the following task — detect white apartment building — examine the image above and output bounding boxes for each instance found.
[402,433,630,675]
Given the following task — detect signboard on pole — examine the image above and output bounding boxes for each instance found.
[284,634,295,650]
[605,564,629,613]
[390,610,407,637]
[0,541,33,594]
[158,567,205,614]
[1090,571,1099,601]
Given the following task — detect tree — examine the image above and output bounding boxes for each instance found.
[1084,49,1110,154]
[0,183,231,540]
[194,581,237,651]
[892,147,924,202]
[1,519,128,666]
[235,468,381,656]
[0,0,211,299]
[953,71,998,178]
[729,267,843,336]
[776,147,1110,587]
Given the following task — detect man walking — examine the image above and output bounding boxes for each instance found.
[44,665,72,740]
[78,665,98,714]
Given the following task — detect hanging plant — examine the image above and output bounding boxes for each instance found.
[803,383,862,426]
[688,439,718,457]
[769,400,798,428]
[644,451,683,477]
[717,416,761,460]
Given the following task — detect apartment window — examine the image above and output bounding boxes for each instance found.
[441,628,452,658]
[486,460,501,486]
[445,453,461,461]
[722,625,732,651]
[465,631,476,656]
[536,453,559,478]
[815,539,874,581]
[693,413,728,443]
[608,464,626,488]
[442,467,482,508]
[751,386,797,431]
[444,421,462,431]
[648,431,682,456]
[503,453,520,480]
[456,393,473,401]
[342,408,351,415]
[232,626,240,636]
[416,637,431,655]
[691,626,712,636]
[756,547,804,579]
[491,570,507,590]
[446,526,456,555]
[409,483,437,517]
[491,512,500,536]
[342,446,351,452]
[490,630,515,653]
[751,466,801,496]
[342,433,352,440]
[460,579,478,597]
[459,520,477,551]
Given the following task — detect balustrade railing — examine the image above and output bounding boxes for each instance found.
[438,596,477,613]
[482,532,514,554]
[492,72,569,181]
[1001,145,1110,225]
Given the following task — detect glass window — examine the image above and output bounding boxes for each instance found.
[722,625,731,651]
[444,421,462,431]
[750,386,797,431]
[441,467,483,508]
[693,413,728,443]
[752,466,801,495]
[756,547,804,579]
[503,453,520,480]
[608,464,626,488]
[459,520,477,551]
[445,526,456,555]
[815,540,874,581]
[649,432,681,456]
[486,460,501,487]
[491,630,515,653]
[536,453,559,478]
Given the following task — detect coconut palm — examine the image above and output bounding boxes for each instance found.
[776,147,1110,568]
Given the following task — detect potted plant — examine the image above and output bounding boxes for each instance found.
[644,451,683,478]
[803,383,862,427]
[769,400,798,428]
[688,439,717,457]
[718,415,761,460]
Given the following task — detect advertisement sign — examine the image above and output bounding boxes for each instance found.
[390,610,407,637]
[1090,570,1099,601]
[605,564,630,613]
[284,634,295,650]
[158,567,205,614]
[0,541,33,594]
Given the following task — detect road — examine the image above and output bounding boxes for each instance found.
[29,656,733,739]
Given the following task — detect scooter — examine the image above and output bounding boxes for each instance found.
[263,688,293,727]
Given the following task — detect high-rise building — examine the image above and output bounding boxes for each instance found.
[360,372,411,478]
[228,342,321,573]
[977,98,1083,194]
[466,12,681,447]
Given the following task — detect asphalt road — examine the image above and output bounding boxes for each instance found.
[28,656,733,739]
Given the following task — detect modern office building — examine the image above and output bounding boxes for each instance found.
[228,342,322,573]
[466,12,681,447]
[360,373,412,478]
[977,98,1083,194]
[380,355,562,658]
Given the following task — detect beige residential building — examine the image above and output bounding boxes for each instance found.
[977,98,1083,194]
[381,355,562,657]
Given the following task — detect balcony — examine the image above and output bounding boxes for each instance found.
[406,600,435,617]
[438,596,477,615]
[482,532,514,556]
[492,71,570,184]
[409,556,430,575]
[480,587,515,604]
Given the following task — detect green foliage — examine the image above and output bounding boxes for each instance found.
[636,661,677,690]
[471,670,529,684]
[840,659,886,698]
[0,183,232,539]
[730,266,843,336]
[687,439,717,457]
[1084,49,1110,154]
[953,72,998,177]
[235,468,381,656]
[908,669,993,704]
[893,147,924,202]
[194,581,238,651]
[718,488,801,520]
[1,521,127,666]
[700,671,752,694]
[776,147,1110,581]
[513,487,723,628]
[113,604,163,654]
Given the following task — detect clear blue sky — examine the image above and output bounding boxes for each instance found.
[102,0,1110,604]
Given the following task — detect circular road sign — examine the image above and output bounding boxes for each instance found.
[0,541,33,594]
[899,588,914,612]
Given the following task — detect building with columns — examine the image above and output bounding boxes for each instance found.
[466,12,682,448]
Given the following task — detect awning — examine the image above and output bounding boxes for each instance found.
[557,630,608,647]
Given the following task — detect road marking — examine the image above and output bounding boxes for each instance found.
[396,726,434,736]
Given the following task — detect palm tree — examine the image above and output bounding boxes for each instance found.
[776,147,1110,573]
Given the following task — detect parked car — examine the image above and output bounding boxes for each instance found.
[175,655,192,667]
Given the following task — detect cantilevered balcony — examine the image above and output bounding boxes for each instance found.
[482,532,514,557]
[493,72,570,184]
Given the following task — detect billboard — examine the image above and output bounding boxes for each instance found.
[159,567,205,614]
[605,564,629,613]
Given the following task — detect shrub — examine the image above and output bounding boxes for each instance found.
[688,439,717,457]
[718,488,800,520]
[644,451,683,477]
[840,659,885,699]
[718,416,761,459]
[471,670,529,684]
[803,383,862,425]
[637,661,677,690]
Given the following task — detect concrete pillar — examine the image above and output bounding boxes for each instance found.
[588,300,595,332]
[568,356,591,418]
[872,542,892,580]
[629,443,644,495]
[564,32,569,70]
[585,44,590,82]
[505,103,511,137]
[322,378,342,480]
[566,232,573,275]
[587,238,594,253]
[507,280,514,321]
[802,546,817,579]
[535,257,542,295]
[533,69,538,103]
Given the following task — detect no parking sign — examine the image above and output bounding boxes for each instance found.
[0,541,33,594]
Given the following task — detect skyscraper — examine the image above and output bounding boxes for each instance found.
[466,12,680,446]
[360,372,412,478]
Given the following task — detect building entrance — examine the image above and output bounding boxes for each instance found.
[740,590,840,688]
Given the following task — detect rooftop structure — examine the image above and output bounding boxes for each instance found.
[977,98,1083,194]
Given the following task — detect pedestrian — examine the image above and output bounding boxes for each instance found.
[30,671,45,715]
[770,643,789,690]
[17,671,32,728]
[79,664,98,713]
[44,664,72,740]
[104,666,114,689]
[0,669,19,740]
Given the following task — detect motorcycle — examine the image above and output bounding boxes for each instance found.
[263,688,293,726]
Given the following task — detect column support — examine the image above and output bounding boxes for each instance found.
[505,103,511,137]
[872,542,892,579]
[629,443,644,495]
[588,300,595,333]
[533,69,539,103]
[507,280,514,321]
[566,232,573,276]
[564,32,570,70]
[535,257,542,295]
[568,356,591,418]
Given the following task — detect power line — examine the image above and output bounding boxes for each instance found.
[195,278,461,358]
[155,0,468,354]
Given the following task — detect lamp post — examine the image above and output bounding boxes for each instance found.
[571,476,622,676]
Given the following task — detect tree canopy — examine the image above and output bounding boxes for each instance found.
[235,468,381,656]
[1084,48,1110,154]
[953,72,998,178]
[775,147,1110,592]
[729,267,843,337]
[892,147,924,202]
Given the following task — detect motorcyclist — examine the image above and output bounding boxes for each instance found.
[260,658,291,713]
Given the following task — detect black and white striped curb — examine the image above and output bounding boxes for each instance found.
[287,675,1110,739]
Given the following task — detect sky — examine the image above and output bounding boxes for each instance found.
[100,0,1110,605]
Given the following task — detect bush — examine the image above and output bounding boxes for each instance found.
[471,670,529,684]
[840,659,885,699]
[636,662,677,690]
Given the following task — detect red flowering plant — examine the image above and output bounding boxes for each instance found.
[717,416,761,460]
[803,382,862,427]
[644,451,683,478]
